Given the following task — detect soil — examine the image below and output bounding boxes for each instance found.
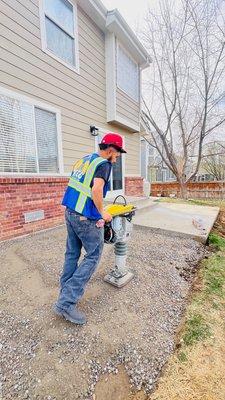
[214,206,225,236]
[0,226,205,400]
[145,205,225,400]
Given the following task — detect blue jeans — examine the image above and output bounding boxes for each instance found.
[56,209,104,312]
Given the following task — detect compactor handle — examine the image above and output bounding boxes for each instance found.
[113,195,127,206]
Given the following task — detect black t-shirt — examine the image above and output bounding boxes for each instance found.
[91,161,111,185]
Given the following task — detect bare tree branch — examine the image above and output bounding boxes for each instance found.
[141,0,225,196]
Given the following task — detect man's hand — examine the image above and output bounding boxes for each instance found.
[102,211,112,222]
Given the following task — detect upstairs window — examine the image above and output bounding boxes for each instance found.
[41,0,79,70]
[117,44,139,102]
[0,92,62,174]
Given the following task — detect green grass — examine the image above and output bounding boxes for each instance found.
[186,199,224,207]
[209,233,225,250]
[203,254,225,297]
[179,232,225,352]
[157,197,225,208]
[177,351,188,363]
[182,313,211,346]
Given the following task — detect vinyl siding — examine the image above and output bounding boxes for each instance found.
[0,0,141,176]
[116,88,140,127]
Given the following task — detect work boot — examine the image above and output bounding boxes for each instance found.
[53,303,87,325]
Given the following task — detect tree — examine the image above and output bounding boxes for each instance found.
[201,141,225,181]
[141,0,225,197]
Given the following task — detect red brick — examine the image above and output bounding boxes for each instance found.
[125,177,144,197]
[1,175,144,240]
[0,176,66,241]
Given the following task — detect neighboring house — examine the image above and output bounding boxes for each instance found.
[140,138,176,183]
[0,0,150,240]
[192,140,225,182]
[141,136,225,184]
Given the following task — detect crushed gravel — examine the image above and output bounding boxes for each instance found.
[0,225,206,399]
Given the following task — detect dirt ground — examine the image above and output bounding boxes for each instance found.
[149,310,225,400]
[214,205,225,237]
[1,225,205,400]
[145,206,225,400]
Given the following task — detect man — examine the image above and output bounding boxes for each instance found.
[53,133,126,325]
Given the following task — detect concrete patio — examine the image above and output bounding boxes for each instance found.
[105,196,219,243]
[133,199,220,243]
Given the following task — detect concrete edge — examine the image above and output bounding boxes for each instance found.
[133,205,220,244]
[133,223,209,244]
[133,223,197,240]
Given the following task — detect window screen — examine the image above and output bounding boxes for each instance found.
[45,18,75,67]
[0,96,37,173]
[45,0,74,35]
[117,45,139,102]
[44,0,75,66]
[112,156,123,190]
[0,94,59,174]
[34,108,59,173]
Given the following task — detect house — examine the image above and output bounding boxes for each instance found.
[0,0,151,241]
[192,140,225,182]
[140,138,176,183]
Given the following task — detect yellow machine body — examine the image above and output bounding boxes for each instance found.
[105,203,135,217]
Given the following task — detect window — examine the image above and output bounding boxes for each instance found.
[41,0,78,70]
[95,131,124,194]
[0,92,61,174]
[117,44,139,102]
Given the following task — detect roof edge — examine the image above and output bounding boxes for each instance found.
[77,0,107,30]
[78,1,151,68]
[106,9,152,68]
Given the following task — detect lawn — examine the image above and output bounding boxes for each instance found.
[156,197,225,209]
[149,231,225,400]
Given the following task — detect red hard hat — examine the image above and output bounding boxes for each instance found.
[100,133,127,153]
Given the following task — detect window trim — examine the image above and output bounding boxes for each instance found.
[0,86,64,177]
[116,41,140,104]
[39,0,80,74]
[105,33,141,132]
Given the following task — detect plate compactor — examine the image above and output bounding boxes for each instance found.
[103,196,136,288]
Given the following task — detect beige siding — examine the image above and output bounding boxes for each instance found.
[116,88,140,127]
[121,130,141,175]
[0,0,140,177]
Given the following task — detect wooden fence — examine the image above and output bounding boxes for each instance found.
[150,181,225,200]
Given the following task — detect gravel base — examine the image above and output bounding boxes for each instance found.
[0,225,206,399]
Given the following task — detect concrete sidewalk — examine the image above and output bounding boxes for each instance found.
[133,201,220,243]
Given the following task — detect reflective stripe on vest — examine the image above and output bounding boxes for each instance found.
[74,157,106,214]
[68,178,92,198]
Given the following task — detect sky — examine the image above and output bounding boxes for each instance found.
[101,0,150,31]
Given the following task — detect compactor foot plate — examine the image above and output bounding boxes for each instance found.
[104,271,134,288]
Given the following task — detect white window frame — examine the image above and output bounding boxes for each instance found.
[39,0,80,74]
[94,128,125,199]
[140,138,148,180]
[116,41,140,104]
[0,86,64,177]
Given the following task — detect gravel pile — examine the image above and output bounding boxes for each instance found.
[0,225,206,399]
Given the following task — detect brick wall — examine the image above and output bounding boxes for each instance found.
[0,176,144,241]
[151,181,225,199]
[125,177,144,197]
[0,177,68,241]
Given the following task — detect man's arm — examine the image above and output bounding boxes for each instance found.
[92,178,112,222]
